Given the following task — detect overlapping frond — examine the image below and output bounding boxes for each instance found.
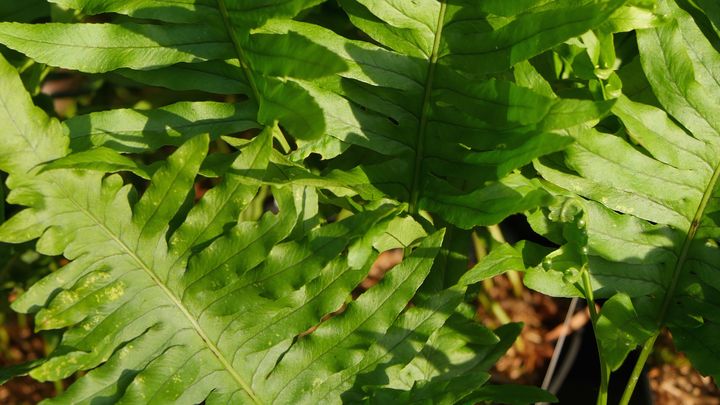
[0,43,521,402]
[528,0,720,378]
[281,0,627,229]
[0,0,674,403]
[0,0,345,139]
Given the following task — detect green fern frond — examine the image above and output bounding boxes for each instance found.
[284,0,626,229]
[0,0,344,140]
[529,0,720,380]
[0,0,658,403]
[0,46,520,402]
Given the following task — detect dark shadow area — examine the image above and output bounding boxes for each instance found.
[555,323,653,405]
[676,0,720,54]
[0,0,49,23]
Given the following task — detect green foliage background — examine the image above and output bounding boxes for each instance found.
[0,0,718,404]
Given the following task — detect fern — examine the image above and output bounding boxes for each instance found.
[279,0,627,230]
[2,0,711,404]
[0,2,540,402]
[527,0,720,401]
[0,49,509,403]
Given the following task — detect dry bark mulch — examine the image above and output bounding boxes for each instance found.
[476,274,570,385]
[480,275,720,404]
[649,364,720,405]
[649,333,720,405]
[0,316,59,405]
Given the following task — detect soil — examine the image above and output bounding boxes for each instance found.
[0,316,60,405]
[481,274,720,404]
[648,332,720,405]
[649,364,720,405]
[476,273,572,385]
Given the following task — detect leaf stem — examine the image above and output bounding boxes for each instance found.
[580,268,609,405]
[216,0,262,104]
[409,1,447,214]
[272,124,291,154]
[616,88,720,405]
[658,160,720,322]
[216,3,291,153]
[619,333,657,405]
[617,145,720,405]
[486,225,523,296]
[0,176,5,222]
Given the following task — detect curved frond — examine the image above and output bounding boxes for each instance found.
[0,49,517,403]
[0,0,345,139]
[287,0,625,229]
[529,0,720,379]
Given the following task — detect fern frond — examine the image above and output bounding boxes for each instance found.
[528,0,720,379]
[0,1,643,402]
[0,48,518,402]
[0,0,344,140]
[284,0,625,229]
[63,101,259,153]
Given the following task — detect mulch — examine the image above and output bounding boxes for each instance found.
[0,317,58,404]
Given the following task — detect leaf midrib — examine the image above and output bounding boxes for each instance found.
[646,27,720,138]
[216,0,262,104]
[60,178,263,405]
[658,158,720,325]
[0,83,45,162]
[271,254,429,402]
[408,0,447,214]
[0,25,224,50]
[314,292,459,403]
